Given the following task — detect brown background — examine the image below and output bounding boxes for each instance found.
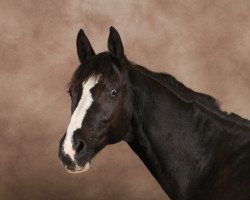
[1,0,250,200]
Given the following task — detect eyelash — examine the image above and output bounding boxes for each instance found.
[67,90,72,97]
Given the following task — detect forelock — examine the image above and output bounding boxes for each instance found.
[69,52,118,87]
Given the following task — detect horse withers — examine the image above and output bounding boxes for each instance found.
[58,27,250,200]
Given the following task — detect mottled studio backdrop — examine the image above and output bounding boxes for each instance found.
[1,0,250,200]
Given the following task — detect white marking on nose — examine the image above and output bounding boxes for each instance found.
[63,76,100,161]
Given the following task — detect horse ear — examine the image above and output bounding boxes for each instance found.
[76,29,95,63]
[108,26,124,61]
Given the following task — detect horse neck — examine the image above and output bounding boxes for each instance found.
[124,68,185,198]
[125,67,218,200]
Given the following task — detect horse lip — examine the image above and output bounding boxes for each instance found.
[65,162,90,174]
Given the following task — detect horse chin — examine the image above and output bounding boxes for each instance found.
[65,162,90,174]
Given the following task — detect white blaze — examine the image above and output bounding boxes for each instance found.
[63,76,100,161]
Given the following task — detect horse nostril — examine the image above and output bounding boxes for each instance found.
[75,140,85,154]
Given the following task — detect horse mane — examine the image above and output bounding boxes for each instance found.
[128,62,250,128]
[130,63,220,108]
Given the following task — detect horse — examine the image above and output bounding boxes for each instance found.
[58,26,250,200]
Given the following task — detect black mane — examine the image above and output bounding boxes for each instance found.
[131,63,220,109]
[128,62,250,128]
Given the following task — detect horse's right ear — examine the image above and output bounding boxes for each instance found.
[76,29,95,63]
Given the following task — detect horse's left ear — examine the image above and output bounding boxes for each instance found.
[108,26,124,61]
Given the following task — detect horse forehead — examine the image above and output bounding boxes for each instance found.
[82,75,101,90]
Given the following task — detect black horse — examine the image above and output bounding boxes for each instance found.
[59,27,250,200]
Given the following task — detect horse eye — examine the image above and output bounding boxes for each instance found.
[110,89,119,97]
